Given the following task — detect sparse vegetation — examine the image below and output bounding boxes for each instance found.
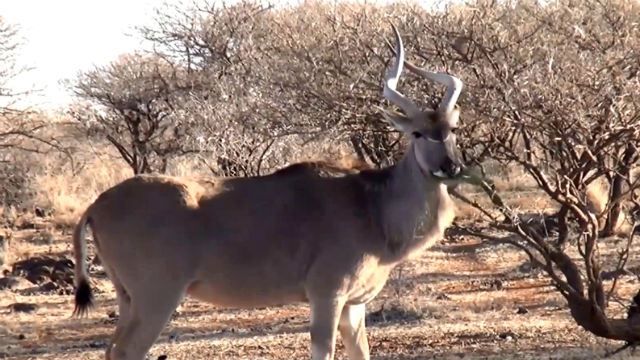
[1,0,640,358]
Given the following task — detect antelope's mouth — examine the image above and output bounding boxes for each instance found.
[431,170,450,179]
[430,168,467,181]
[431,167,485,186]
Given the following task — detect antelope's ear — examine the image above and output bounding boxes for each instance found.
[380,108,419,133]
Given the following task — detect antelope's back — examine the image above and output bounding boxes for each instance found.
[196,162,379,246]
[87,166,383,264]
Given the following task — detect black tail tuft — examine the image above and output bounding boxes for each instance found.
[73,279,94,318]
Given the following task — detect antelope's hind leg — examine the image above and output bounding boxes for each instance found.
[108,281,187,360]
[105,278,132,360]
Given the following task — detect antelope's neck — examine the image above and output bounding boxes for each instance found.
[377,145,455,263]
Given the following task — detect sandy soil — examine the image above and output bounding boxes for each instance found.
[1,219,638,360]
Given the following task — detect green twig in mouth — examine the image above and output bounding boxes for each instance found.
[456,167,492,187]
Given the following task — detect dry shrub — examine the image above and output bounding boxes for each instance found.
[0,157,35,209]
[410,0,640,348]
[491,167,537,193]
[32,153,130,228]
[164,155,218,178]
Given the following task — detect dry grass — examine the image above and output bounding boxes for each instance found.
[30,152,130,228]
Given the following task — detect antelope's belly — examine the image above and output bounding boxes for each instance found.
[186,277,308,308]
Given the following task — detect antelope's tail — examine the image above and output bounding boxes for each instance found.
[72,209,94,317]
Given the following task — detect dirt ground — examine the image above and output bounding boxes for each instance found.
[1,217,639,360]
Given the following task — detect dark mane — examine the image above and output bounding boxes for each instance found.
[266,160,395,189]
[355,166,395,188]
[269,161,363,178]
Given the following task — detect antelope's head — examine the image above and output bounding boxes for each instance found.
[382,24,464,182]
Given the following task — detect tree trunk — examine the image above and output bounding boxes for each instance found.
[556,204,570,248]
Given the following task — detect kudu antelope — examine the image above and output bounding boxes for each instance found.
[71,24,466,360]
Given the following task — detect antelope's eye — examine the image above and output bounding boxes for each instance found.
[412,131,423,138]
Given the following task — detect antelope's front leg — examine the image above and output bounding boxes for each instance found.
[309,297,344,360]
[338,303,369,360]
